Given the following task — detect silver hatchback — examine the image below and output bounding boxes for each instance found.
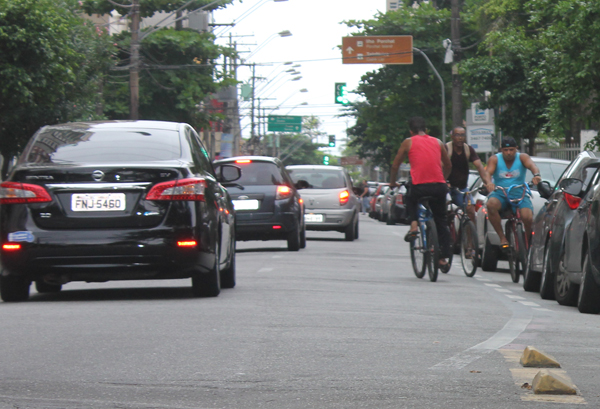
[286,165,360,241]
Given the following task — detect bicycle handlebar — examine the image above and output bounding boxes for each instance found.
[493,183,532,204]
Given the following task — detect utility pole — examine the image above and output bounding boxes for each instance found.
[130,0,140,120]
[250,63,256,154]
[450,0,462,128]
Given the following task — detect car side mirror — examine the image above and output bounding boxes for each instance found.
[537,181,553,199]
[558,178,584,196]
[217,164,241,183]
[295,179,310,190]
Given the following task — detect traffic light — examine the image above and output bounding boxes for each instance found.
[323,155,330,165]
[328,135,336,147]
[334,82,348,105]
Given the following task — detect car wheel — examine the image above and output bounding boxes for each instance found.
[386,211,395,225]
[220,239,236,289]
[300,221,307,249]
[191,242,221,297]
[354,218,359,239]
[0,275,31,302]
[481,233,498,272]
[554,250,577,306]
[523,245,541,292]
[344,215,356,241]
[578,250,600,314]
[539,244,555,300]
[35,280,62,293]
[287,224,301,251]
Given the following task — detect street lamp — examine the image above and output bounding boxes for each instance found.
[285,101,308,115]
[247,30,293,60]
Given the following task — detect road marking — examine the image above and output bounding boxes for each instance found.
[484,283,501,287]
[533,308,554,312]
[505,295,526,300]
[475,277,491,281]
[519,301,540,307]
[495,288,512,293]
[258,267,273,273]
[499,349,586,404]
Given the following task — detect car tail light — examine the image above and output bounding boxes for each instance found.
[273,225,282,229]
[235,159,252,164]
[0,182,52,204]
[339,190,350,205]
[2,243,21,251]
[276,185,292,200]
[395,194,404,205]
[177,240,197,247]
[146,178,206,201]
[564,192,582,210]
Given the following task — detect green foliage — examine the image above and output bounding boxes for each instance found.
[0,0,114,159]
[80,0,234,19]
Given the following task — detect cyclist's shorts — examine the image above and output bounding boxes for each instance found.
[450,187,472,209]
[488,191,533,212]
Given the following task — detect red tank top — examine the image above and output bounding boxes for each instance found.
[408,134,445,185]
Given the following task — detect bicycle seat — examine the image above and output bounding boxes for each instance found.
[500,209,515,219]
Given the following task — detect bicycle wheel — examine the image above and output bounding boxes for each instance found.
[460,219,478,277]
[448,211,459,255]
[506,222,519,283]
[426,219,440,282]
[410,225,426,279]
[515,223,527,276]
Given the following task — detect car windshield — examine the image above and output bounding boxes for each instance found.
[527,161,569,187]
[23,128,181,164]
[287,169,346,189]
[218,161,283,186]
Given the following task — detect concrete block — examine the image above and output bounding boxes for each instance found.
[520,346,561,368]
[532,369,577,395]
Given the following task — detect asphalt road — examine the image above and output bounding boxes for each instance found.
[1,214,599,408]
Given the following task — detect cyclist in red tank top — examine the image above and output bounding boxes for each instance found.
[389,117,453,269]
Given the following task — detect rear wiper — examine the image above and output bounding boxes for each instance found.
[222,182,244,190]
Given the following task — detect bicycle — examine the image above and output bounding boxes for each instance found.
[491,184,532,283]
[410,197,440,282]
[447,187,480,277]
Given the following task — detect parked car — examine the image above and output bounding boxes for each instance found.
[369,183,388,219]
[382,182,409,225]
[213,156,305,251]
[374,185,391,221]
[286,165,360,241]
[0,120,239,302]
[555,169,600,313]
[475,157,570,272]
[523,152,600,299]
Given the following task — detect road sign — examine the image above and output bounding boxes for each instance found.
[342,36,413,65]
[267,115,303,132]
[340,155,364,166]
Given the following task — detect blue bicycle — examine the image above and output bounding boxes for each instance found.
[410,197,440,282]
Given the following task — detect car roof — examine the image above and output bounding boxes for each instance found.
[214,155,280,165]
[286,165,345,171]
[528,156,571,164]
[41,120,182,132]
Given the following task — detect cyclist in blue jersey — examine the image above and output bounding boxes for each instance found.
[486,137,542,248]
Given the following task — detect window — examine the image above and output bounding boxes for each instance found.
[287,169,347,189]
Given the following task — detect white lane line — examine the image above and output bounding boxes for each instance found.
[495,289,512,293]
[505,295,526,300]
[533,308,554,312]
[272,255,283,259]
[475,277,491,281]
[258,268,273,273]
[485,283,501,287]
[519,301,540,307]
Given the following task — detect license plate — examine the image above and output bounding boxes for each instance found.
[71,193,126,212]
[232,199,259,211]
[305,213,324,223]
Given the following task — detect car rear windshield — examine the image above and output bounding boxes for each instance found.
[22,128,181,164]
[526,162,568,187]
[219,161,283,186]
[287,169,347,189]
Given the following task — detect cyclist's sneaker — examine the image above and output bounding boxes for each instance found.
[440,260,451,274]
[404,230,418,242]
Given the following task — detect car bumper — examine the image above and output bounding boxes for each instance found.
[235,211,298,241]
[303,208,355,231]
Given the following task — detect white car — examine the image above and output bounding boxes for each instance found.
[474,157,570,271]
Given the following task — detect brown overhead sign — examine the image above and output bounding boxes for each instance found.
[342,36,413,65]
[340,155,364,166]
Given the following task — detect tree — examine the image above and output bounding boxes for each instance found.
[82,0,236,129]
[0,0,114,169]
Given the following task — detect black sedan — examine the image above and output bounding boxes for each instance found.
[557,170,600,313]
[0,120,239,302]
[213,156,305,251]
[524,151,600,299]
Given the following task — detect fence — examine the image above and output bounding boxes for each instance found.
[527,141,581,161]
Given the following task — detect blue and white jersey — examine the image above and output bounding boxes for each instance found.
[493,152,527,197]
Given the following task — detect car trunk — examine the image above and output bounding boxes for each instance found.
[299,189,343,210]
[13,165,183,230]
[228,186,277,220]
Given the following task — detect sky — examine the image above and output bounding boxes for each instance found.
[212,0,388,153]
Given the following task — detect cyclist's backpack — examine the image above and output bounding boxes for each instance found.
[446,141,470,160]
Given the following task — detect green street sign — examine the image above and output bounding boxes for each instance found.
[267,115,303,132]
